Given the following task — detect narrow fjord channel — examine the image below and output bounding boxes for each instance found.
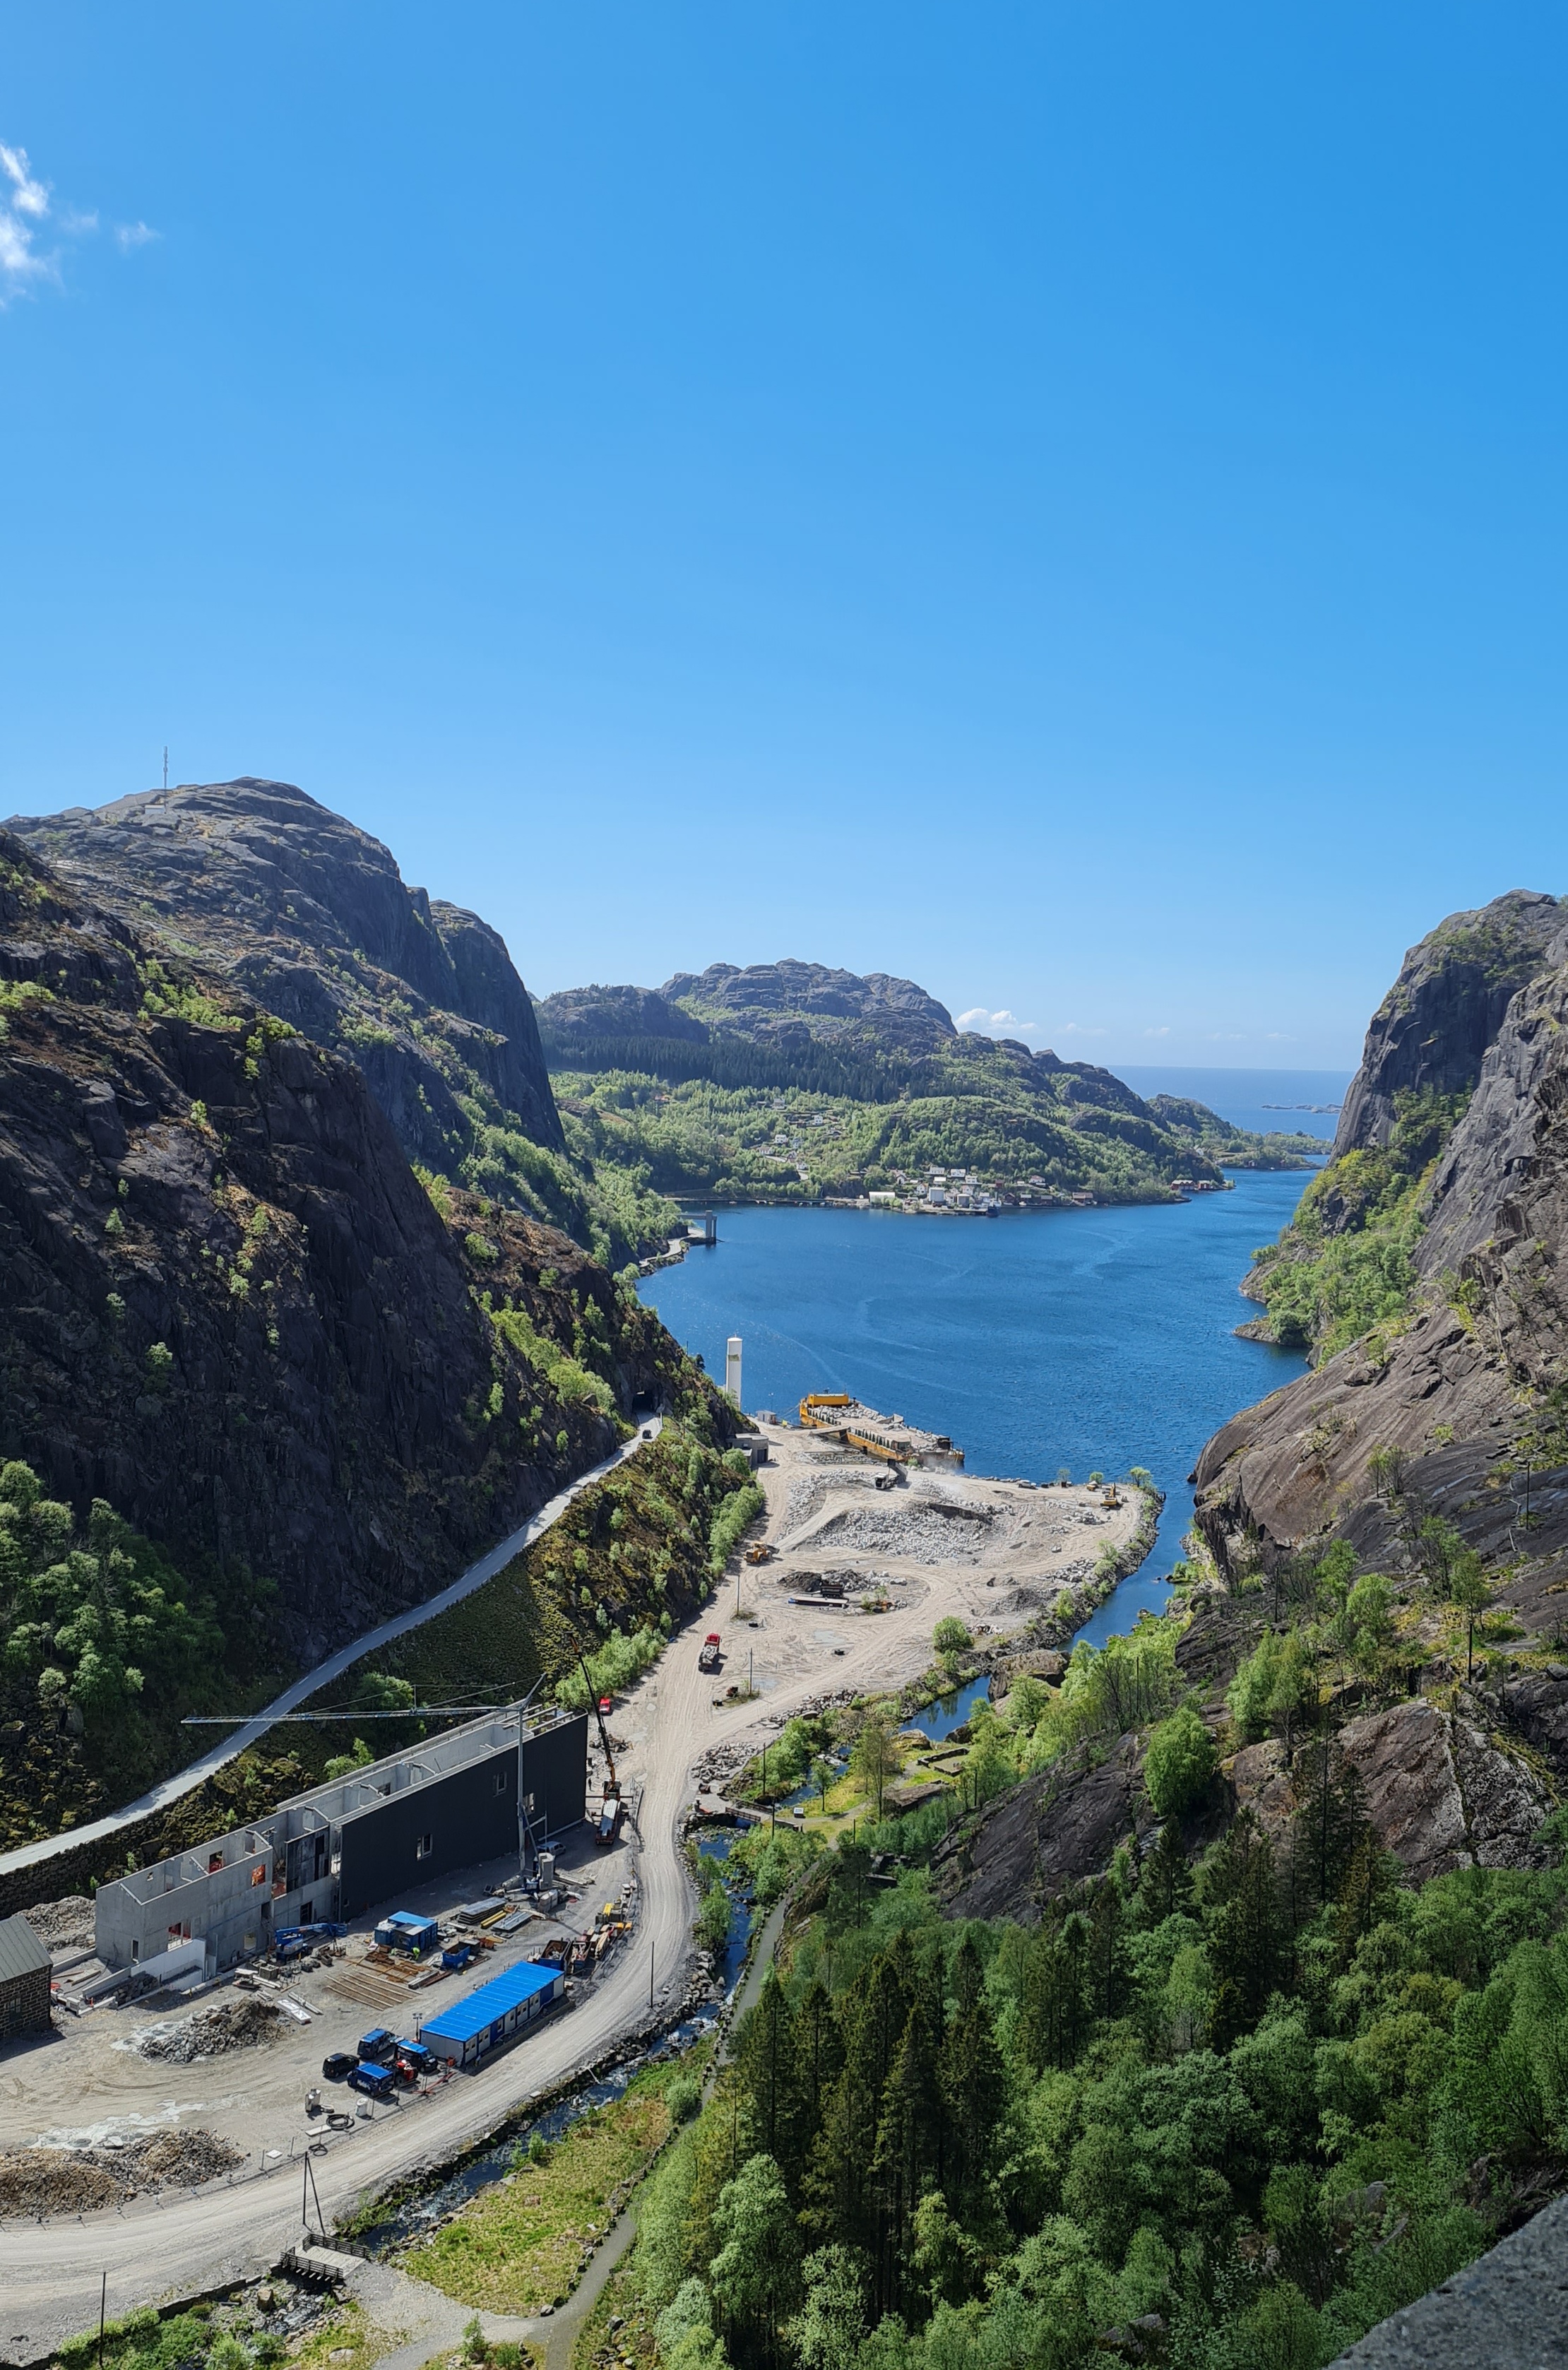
[639,1168,1314,1641]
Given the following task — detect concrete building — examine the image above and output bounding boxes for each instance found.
[0,1914,52,2043]
[94,1706,588,1974]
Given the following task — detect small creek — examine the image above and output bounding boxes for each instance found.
[352,2004,723,2256]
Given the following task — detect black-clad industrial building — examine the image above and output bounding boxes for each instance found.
[336,1706,588,1916]
[94,1707,590,1972]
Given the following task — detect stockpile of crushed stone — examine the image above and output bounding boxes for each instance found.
[23,1894,95,1951]
[806,1500,997,1565]
[134,1996,285,2061]
[0,2128,244,2217]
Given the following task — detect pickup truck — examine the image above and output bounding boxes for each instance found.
[698,1633,722,1672]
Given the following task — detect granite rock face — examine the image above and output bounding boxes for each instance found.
[933,1743,1140,1923]
[1235,1700,1551,1883]
[6,779,566,1187]
[0,831,700,1664]
[1196,894,1568,1586]
[1329,891,1564,1161]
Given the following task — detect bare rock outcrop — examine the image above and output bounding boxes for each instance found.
[933,1742,1139,1923]
[7,778,566,1187]
[1248,1700,1554,1885]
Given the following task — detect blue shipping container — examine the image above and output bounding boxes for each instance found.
[420,1960,564,2068]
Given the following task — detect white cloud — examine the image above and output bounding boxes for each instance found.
[1059,1022,1110,1038]
[957,1006,1040,1039]
[0,143,49,218]
[1143,1025,1172,1039]
[0,139,154,302]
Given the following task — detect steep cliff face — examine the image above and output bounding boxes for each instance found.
[0,831,719,1673]
[7,776,566,1179]
[1196,894,1568,1596]
[1330,892,1563,1159]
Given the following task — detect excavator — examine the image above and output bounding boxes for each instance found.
[581,1656,623,1844]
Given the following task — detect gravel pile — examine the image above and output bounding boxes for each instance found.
[0,2128,243,2217]
[134,1996,285,2061]
[23,1894,95,1951]
[807,1501,996,1565]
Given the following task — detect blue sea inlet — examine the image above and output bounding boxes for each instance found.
[638,1169,1314,1642]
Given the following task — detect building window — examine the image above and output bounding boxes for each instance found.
[251,1864,267,1887]
[415,1833,433,1860]
[494,1768,509,1794]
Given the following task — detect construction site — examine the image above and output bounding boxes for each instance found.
[0,1399,1148,2355]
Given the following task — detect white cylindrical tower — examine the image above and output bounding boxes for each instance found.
[725,1336,743,1407]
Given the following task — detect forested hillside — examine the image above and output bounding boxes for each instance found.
[620,1503,1568,2370]
[540,965,1314,1207]
[0,829,736,1851]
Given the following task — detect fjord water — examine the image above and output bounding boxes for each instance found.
[639,1168,1314,1643]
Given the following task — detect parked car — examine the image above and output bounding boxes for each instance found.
[321,2051,355,2083]
[393,2040,437,2080]
[357,2026,398,2065]
[347,2060,396,2101]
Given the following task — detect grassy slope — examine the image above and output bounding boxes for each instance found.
[404,2063,685,2313]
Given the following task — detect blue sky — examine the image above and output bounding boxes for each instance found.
[2,6,1564,1068]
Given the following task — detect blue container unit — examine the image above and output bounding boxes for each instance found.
[374,1910,440,1955]
[420,1960,566,2070]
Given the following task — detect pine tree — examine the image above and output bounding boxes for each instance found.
[1087,1876,1131,2020]
[803,1947,912,2250]
[939,1965,1008,2229]
[869,2001,943,2315]
[1205,1812,1283,2047]
[1288,1738,1371,1919]
[1019,1911,1091,2074]
[796,1977,845,2145]
[1136,1817,1195,1926]
[735,1967,809,2194]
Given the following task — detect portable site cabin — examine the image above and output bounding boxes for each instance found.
[374,1911,440,1955]
[420,1960,564,2068]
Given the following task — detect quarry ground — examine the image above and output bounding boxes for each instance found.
[0,1422,1138,2358]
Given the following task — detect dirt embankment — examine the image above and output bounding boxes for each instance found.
[0,2128,243,2218]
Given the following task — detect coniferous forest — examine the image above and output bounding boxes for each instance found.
[626,1759,1567,2370]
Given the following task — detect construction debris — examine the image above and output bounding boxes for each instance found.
[133,1996,285,2061]
[0,2126,243,2217]
[22,1893,95,1952]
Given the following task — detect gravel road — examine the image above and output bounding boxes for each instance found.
[0,1423,1134,2355]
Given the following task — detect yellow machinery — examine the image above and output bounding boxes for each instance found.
[846,1428,914,1465]
[799,1394,852,1428]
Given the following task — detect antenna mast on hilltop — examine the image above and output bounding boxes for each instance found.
[162,746,169,790]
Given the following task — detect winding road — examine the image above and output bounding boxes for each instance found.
[1,1421,1052,2354]
[0,1425,663,1885]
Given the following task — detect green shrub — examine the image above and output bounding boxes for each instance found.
[1144,1705,1218,1816]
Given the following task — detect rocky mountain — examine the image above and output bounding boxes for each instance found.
[663,958,958,1057]
[1195,888,1568,1587]
[539,959,1312,1204]
[0,828,727,1691]
[5,781,673,1265]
